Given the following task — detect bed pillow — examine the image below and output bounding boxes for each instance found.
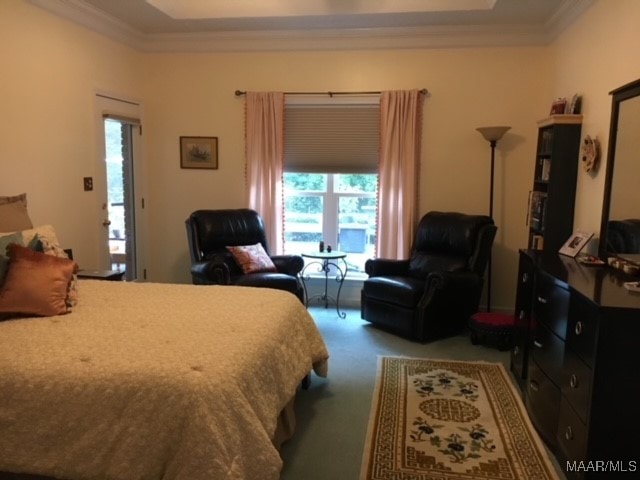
[0,195,33,231]
[0,225,78,307]
[0,232,24,286]
[0,232,44,282]
[0,244,78,317]
[226,243,277,274]
[0,193,28,205]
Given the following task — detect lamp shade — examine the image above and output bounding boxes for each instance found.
[476,126,511,142]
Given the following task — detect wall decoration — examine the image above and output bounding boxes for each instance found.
[180,136,218,169]
[581,134,600,173]
[559,230,593,258]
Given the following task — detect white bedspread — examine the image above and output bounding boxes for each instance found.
[0,280,329,480]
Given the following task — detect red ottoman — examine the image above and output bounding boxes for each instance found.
[468,312,514,351]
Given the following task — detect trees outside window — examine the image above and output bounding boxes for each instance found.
[283,172,377,275]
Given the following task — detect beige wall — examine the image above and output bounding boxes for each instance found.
[0,0,143,266]
[551,0,640,251]
[142,48,550,305]
[2,0,639,312]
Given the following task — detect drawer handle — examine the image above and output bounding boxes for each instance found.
[529,380,539,392]
[519,310,525,320]
[565,426,573,440]
[522,273,529,283]
[537,296,548,304]
[570,374,579,389]
[575,321,584,336]
[533,340,544,349]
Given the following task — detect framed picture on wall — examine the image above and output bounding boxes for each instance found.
[180,136,218,169]
[559,230,593,257]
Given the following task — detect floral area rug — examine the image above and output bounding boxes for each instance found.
[360,357,560,480]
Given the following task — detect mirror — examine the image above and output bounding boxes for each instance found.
[599,79,640,263]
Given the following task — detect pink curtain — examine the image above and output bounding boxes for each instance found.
[245,92,285,254]
[376,90,424,259]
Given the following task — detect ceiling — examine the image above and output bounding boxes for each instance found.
[29,0,595,52]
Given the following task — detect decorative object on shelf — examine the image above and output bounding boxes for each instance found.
[580,134,600,173]
[550,98,567,114]
[476,125,511,312]
[567,94,582,114]
[180,136,218,169]
[559,230,593,257]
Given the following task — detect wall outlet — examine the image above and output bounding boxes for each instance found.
[83,177,93,191]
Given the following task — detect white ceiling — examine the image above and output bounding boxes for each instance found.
[29,0,595,52]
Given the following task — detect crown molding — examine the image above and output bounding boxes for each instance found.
[29,0,596,53]
[545,0,597,41]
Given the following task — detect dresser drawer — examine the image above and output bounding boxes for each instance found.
[531,322,565,386]
[566,295,598,367]
[557,399,588,468]
[534,271,569,339]
[526,361,561,448]
[561,351,592,424]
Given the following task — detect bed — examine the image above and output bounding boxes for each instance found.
[0,279,329,480]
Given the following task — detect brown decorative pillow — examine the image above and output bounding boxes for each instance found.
[226,243,277,274]
[0,197,33,231]
[0,244,78,317]
[0,225,79,308]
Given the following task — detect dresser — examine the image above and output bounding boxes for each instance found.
[511,250,640,479]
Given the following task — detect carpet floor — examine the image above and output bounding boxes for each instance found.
[279,307,566,480]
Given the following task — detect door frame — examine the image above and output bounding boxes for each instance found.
[93,90,147,278]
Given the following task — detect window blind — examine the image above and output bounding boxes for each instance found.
[284,103,380,173]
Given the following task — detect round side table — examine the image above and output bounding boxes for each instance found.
[300,251,348,318]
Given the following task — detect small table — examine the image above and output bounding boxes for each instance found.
[301,251,348,318]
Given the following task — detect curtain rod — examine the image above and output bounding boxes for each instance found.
[234,88,428,97]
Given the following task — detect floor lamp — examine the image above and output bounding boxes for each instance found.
[476,126,511,312]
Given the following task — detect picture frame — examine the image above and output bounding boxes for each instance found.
[559,230,593,258]
[567,94,582,114]
[550,97,567,115]
[180,136,218,169]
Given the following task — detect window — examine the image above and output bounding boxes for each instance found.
[283,97,379,276]
[283,173,377,276]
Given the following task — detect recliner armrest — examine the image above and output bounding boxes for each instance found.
[420,270,481,306]
[365,258,410,277]
[190,258,231,285]
[271,254,304,276]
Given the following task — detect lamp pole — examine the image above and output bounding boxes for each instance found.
[476,126,511,313]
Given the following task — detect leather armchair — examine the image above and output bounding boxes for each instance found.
[361,211,497,342]
[606,219,640,253]
[185,209,305,301]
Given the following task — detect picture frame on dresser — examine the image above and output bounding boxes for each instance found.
[559,231,593,257]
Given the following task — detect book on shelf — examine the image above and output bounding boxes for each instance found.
[527,190,548,232]
[540,158,551,181]
[540,129,554,154]
[531,234,545,250]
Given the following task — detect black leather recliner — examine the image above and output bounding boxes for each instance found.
[361,211,497,342]
[606,219,640,253]
[185,209,305,301]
